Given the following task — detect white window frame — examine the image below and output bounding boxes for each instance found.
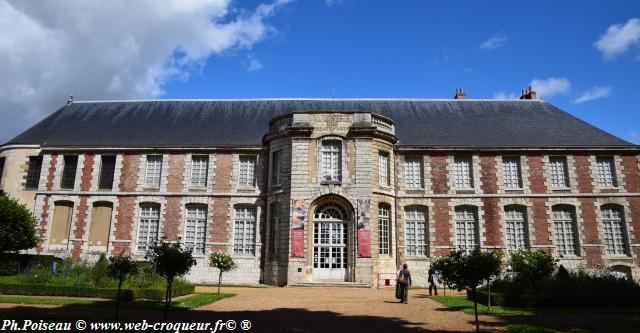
[190,155,209,188]
[596,156,617,188]
[455,207,478,253]
[601,206,629,256]
[184,205,207,255]
[549,156,570,188]
[378,205,390,255]
[454,156,474,189]
[239,155,257,187]
[504,207,528,252]
[378,152,390,186]
[405,208,427,256]
[233,206,256,255]
[137,204,160,252]
[144,155,163,188]
[552,207,579,257]
[502,156,522,189]
[404,156,423,188]
[321,140,342,181]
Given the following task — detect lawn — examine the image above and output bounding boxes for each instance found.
[432,295,532,316]
[0,293,234,310]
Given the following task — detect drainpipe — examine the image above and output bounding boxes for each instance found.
[393,147,401,272]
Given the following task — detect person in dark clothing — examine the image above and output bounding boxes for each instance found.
[397,263,412,304]
[428,267,438,296]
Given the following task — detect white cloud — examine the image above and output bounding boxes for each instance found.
[246,55,264,72]
[529,77,571,98]
[0,0,291,143]
[493,92,518,100]
[480,35,508,50]
[573,86,613,103]
[325,0,344,6]
[594,18,640,59]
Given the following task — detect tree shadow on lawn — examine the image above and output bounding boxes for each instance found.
[1,305,493,333]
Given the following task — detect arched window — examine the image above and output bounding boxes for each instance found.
[314,203,347,221]
[552,205,579,256]
[600,205,629,256]
[455,206,479,253]
[504,205,529,252]
[184,204,207,254]
[50,201,74,246]
[405,207,427,256]
[88,202,113,248]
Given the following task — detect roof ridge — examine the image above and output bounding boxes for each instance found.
[71,98,543,103]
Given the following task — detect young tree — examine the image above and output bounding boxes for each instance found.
[432,250,502,333]
[107,252,138,318]
[509,249,557,324]
[146,241,196,322]
[209,250,237,294]
[0,196,39,254]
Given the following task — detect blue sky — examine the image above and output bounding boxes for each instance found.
[1,0,639,144]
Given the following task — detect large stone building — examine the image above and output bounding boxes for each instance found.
[1,91,639,286]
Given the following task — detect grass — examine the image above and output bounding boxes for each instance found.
[432,295,532,315]
[195,283,269,288]
[0,293,234,310]
[507,324,555,333]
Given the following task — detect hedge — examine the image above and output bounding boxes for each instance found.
[467,289,639,308]
[0,283,195,301]
[0,254,60,276]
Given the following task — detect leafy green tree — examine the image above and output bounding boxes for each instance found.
[146,241,196,322]
[432,249,502,333]
[0,196,39,254]
[509,249,557,324]
[209,250,237,294]
[107,252,138,318]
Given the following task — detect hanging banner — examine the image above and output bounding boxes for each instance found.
[357,199,371,257]
[291,199,306,257]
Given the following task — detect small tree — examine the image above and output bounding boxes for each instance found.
[146,241,196,322]
[209,250,236,294]
[432,249,502,333]
[107,252,138,318]
[509,249,557,324]
[0,196,39,254]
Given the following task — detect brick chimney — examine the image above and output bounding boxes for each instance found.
[519,86,538,100]
[453,88,466,99]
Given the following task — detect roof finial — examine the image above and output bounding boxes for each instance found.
[67,95,75,105]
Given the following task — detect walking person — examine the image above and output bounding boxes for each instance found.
[397,263,412,304]
[428,267,438,296]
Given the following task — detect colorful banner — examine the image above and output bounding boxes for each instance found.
[291,199,306,257]
[357,199,371,257]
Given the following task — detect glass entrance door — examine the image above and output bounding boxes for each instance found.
[312,203,349,281]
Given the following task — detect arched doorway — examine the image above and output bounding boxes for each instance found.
[312,202,350,281]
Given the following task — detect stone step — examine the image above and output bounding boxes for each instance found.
[288,282,372,289]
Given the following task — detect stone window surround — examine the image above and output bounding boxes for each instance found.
[90,154,122,192]
[131,196,167,257]
[447,155,482,194]
[449,198,486,251]
[52,154,84,192]
[136,154,169,192]
[593,197,635,260]
[43,195,81,254]
[546,198,585,259]
[315,136,348,185]
[543,155,578,192]
[498,198,536,252]
[396,199,434,258]
[81,196,119,255]
[229,198,263,258]
[589,155,626,192]
[182,154,216,192]
[496,155,531,193]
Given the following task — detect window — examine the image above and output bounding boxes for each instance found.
[190,155,208,188]
[98,155,116,190]
[549,156,569,188]
[601,206,629,256]
[270,203,280,255]
[378,152,389,186]
[88,202,113,247]
[404,156,423,188]
[504,207,528,252]
[596,156,617,187]
[502,157,522,188]
[50,201,73,245]
[137,204,160,252]
[184,205,207,254]
[144,155,163,187]
[321,140,342,181]
[405,208,427,256]
[0,157,5,185]
[234,206,256,255]
[60,155,78,189]
[378,205,390,255]
[239,156,256,187]
[454,156,473,188]
[552,206,579,256]
[455,207,478,253]
[25,156,43,189]
[271,151,282,186]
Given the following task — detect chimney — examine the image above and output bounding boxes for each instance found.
[453,88,466,100]
[67,95,75,105]
[519,86,538,100]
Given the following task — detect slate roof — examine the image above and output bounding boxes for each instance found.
[5,99,636,148]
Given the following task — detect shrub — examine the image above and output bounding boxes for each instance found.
[0,196,39,254]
